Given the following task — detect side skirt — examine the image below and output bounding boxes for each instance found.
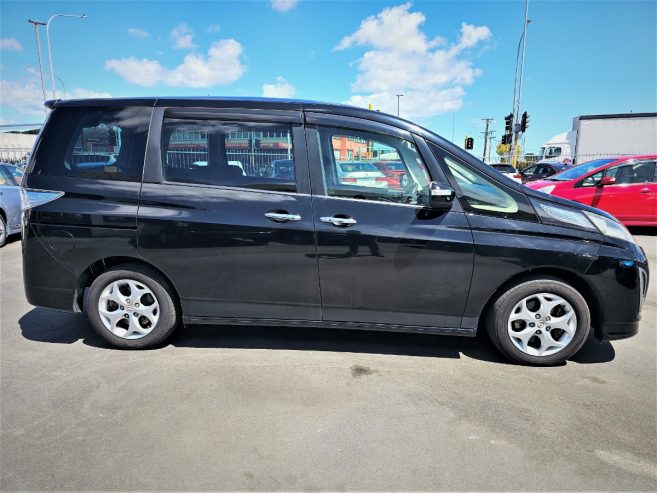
[182,316,477,337]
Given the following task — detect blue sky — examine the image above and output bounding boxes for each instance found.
[1,0,655,156]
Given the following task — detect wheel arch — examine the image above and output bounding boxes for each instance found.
[477,267,604,340]
[74,256,180,313]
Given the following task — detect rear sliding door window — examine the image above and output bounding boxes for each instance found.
[161,119,296,193]
[33,106,151,181]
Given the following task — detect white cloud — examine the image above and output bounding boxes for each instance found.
[337,3,492,119]
[128,28,149,38]
[207,24,221,33]
[271,0,298,12]
[105,39,246,88]
[262,76,296,98]
[0,37,23,51]
[171,23,197,50]
[0,71,111,117]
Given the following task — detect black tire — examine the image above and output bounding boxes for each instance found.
[87,264,179,349]
[0,214,6,248]
[486,277,591,366]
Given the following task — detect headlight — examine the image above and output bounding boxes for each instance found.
[537,185,555,194]
[534,200,597,231]
[583,211,636,244]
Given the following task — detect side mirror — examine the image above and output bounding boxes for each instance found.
[429,181,456,211]
[598,176,616,186]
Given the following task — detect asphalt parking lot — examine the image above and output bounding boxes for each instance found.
[1,232,655,491]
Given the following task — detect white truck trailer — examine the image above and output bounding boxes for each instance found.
[538,112,657,164]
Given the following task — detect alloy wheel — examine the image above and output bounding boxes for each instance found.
[97,279,160,339]
[507,292,577,357]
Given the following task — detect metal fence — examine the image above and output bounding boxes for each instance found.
[0,147,32,164]
[481,152,653,170]
[165,146,292,177]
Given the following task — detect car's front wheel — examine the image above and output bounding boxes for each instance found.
[0,214,7,247]
[87,265,179,349]
[486,277,591,365]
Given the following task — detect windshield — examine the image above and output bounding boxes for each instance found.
[540,146,562,158]
[547,158,616,181]
[339,162,378,173]
[383,162,405,170]
[492,164,515,173]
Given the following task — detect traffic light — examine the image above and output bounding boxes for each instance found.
[520,111,530,132]
[501,134,509,145]
[464,136,474,150]
[504,113,513,134]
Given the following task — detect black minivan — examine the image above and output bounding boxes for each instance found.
[22,97,649,365]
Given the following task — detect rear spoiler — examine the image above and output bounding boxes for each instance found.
[44,99,61,109]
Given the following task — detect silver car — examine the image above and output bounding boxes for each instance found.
[336,161,388,189]
[0,164,22,247]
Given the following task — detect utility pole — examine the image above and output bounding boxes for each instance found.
[27,19,47,104]
[481,118,494,161]
[396,94,403,117]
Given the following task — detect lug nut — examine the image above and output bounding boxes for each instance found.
[535,330,541,334]
[535,314,541,319]
[133,312,139,317]
[135,303,140,308]
[529,322,535,327]
[546,316,551,321]
[124,314,129,319]
[126,299,131,304]
[546,327,551,331]
[120,306,124,310]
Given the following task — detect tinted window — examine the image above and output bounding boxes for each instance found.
[316,127,432,206]
[162,119,296,192]
[607,160,656,184]
[580,160,657,187]
[33,107,151,181]
[430,143,536,221]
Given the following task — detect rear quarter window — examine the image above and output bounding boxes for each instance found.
[32,106,152,182]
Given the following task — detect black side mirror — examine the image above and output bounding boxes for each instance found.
[429,181,456,211]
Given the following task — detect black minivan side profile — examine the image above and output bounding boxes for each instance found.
[22,97,649,365]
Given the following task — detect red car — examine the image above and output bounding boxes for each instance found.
[371,161,409,189]
[526,155,657,226]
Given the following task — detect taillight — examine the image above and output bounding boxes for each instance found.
[20,188,64,211]
[513,174,521,178]
[340,177,357,183]
[375,177,388,182]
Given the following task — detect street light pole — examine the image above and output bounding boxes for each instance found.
[511,0,530,167]
[396,94,403,117]
[46,13,86,99]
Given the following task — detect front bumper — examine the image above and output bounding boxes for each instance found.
[585,240,649,342]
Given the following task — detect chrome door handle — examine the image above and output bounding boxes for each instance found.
[639,188,650,193]
[320,216,357,227]
[264,212,301,223]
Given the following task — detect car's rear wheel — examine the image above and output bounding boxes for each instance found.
[87,265,179,349]
[486,277,591,365]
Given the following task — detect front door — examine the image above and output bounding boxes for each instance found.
[138,109,321,321]
[306,119,474,329]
